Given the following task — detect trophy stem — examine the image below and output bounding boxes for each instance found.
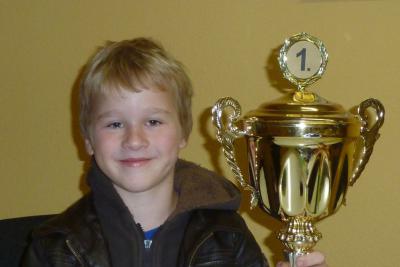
[277,216,322,267]
[284,251,300,267]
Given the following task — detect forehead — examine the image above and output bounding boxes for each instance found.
[91,87,177,114]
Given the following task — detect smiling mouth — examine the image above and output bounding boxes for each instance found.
[119,158,151,167]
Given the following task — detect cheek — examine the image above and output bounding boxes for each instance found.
[92,133,119,153]
[155,130,185,151]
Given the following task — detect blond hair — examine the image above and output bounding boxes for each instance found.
[79,38,193,139]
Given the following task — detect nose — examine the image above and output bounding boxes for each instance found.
[122,125,149,150]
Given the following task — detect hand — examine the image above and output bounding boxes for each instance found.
[276,251,327,267]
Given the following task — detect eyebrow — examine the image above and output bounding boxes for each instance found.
[94,108,172,121]
[144,107,172,114]
[94,111,120,121]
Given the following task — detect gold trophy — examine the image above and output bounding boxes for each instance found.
[212,32,384,266]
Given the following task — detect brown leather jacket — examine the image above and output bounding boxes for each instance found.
[22,160,269,267]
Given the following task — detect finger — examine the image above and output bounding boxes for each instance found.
[296,251,326,267]
[276,261,290,267]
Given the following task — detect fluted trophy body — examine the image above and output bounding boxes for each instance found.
[211,33,385,267]
[247,125,354,221]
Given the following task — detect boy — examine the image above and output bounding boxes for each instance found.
[22,38,327,267]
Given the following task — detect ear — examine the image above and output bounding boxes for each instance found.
[84,138,94,155]
[179,138,187,149]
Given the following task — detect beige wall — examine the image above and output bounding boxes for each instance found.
[1,1,399,266]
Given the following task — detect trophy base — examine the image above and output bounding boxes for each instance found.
[277,216,322,267]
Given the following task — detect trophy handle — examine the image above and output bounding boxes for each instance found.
[212,97,259,208]
[350,98,385,186]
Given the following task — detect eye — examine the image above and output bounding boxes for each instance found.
[147,120,162,127]
[107,122,123,129]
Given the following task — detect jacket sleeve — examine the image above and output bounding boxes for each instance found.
[20,240,51,267]
[21,236,80,267]
[179,209,271,266]
[238,223,270,267]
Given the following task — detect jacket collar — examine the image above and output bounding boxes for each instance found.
[87,158,241,219]
[172,159,241,217]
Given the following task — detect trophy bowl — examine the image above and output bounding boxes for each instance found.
[211,33,385,266]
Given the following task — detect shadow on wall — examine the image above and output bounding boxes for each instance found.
[70,64,91,196]
[198,46,295,265]
[265,45,293,94]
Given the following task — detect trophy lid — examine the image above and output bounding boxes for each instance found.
[240,33,360,138]
[245,91,349,119]
[242,90,359,138]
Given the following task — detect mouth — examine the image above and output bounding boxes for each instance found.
[119,158,151,167]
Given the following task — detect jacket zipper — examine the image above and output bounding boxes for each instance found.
[188,232,213,267]
[66,239,86,266]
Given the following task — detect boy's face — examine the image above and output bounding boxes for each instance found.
[85,88,187,196]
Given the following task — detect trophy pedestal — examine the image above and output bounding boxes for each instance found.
[278,216,322,267]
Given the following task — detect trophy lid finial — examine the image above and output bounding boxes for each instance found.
[278,32,328,93]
